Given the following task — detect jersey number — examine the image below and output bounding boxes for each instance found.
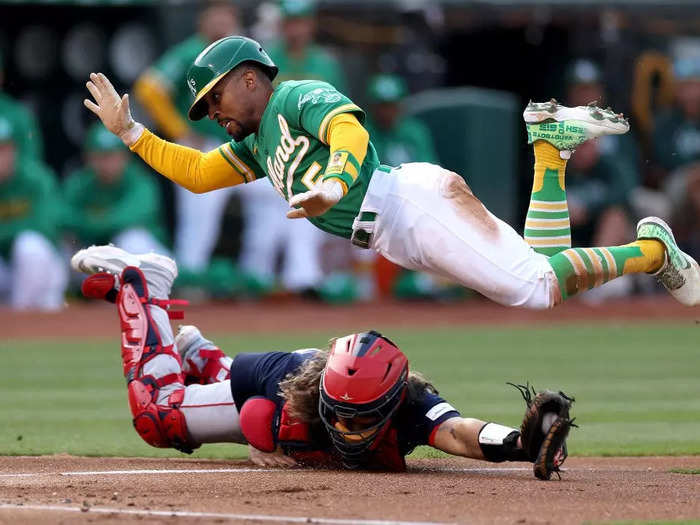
[301,162,323,191]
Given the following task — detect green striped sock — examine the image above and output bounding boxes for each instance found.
[524,167,571,256]
[548,245,643,300]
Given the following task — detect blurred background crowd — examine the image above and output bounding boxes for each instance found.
[0,0,698,310]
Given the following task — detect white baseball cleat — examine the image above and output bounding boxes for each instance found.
[174,325,205,360]
[636,216,700,306]
[71,244,177,299]
[524,99,630,157]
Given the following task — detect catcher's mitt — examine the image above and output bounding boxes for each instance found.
[508,382,577,480]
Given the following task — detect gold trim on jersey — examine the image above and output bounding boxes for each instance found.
[219,143,256,183]
[318,104,362,144]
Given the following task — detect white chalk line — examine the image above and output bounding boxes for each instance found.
[0,504,453,525]
[0,466,540,478]
[0,467,283,478]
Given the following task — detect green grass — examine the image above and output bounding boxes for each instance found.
[2,322,699,459]
[669,468,700,474]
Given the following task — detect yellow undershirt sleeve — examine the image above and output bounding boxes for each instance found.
[130,129,247,193]
[322,113,369,195]
[134,72,190,140]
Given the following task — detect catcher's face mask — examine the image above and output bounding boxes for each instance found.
[319,331,408,466]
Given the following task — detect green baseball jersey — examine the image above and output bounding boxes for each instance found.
[62,161,167,246]
[227,80,381,238]
[149,35,229,141]
[0,93,43,159]
[266,42,348,93]
[567,154,639,218]
[365,116,438,167]
[0,157,61,257]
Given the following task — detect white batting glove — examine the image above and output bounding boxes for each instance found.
[84,72,144,147]
[287,179,344,219]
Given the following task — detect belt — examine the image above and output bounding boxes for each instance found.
[350,165,392,249]
[350,211,377,248]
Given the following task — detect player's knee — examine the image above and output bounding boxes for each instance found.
[517,271,561,309]
[128,380,198,454]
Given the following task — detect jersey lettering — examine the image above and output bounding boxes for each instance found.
[266,114,310,199]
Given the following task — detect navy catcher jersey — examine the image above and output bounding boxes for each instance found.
[229,349,319,411]
[394,388,460,455]
[228,350,460,456]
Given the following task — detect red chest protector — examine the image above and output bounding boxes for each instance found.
[277,404,337,468]
[239,397,336,467]
[362,426,407,472]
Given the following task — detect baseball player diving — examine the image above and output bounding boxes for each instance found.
[71,245,575,480]
[83,36,700,308]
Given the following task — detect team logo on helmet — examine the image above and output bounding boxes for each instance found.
[187,78,197,97]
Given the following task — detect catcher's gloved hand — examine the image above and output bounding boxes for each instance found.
[287,179,344,219]
[84,72,144,146]
[509,382,577,480]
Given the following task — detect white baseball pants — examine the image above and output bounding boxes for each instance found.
[0,230,68,310]
[146,305,244,445]
[357,163,557,309]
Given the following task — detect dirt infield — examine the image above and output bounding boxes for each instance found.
[1,455,699,524]
[3,298,699,523]
[3,295,699,340]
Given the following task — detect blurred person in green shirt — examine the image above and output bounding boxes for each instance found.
[134,0,240,281]
[651,55,700,256]
[0,116,66,310]
[266,0,347,92]
[0,49,44,160]
[364,73,438,167]
[362,73,445,300]
[62,123,168,255]
[237,0,343,298]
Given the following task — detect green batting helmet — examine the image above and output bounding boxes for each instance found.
[187,36,278,121]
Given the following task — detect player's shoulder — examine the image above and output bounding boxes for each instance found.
[153,35,206,75]
[16,157,57,188]
[398,116,432,135]
[279,80,347,108]
[62,166,92,186]
[306,44,341,65]
[280,79,342,95]
[0,93,33,120]
[123,161,160,187]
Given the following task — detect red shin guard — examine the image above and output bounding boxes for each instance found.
[118,266,196,453]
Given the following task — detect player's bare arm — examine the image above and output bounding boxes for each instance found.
[431,417,492,459]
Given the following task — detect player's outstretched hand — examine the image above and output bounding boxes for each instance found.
[248,444,298,467]
[84,72,143,146]
[287,179,344,219]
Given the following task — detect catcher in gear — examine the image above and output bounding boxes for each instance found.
[83,36,700,309]
[72,245,575,480]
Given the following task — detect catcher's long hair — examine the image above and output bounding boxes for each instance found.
[278,342,438,423]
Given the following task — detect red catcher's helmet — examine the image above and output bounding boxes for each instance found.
[319,331,408,465]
